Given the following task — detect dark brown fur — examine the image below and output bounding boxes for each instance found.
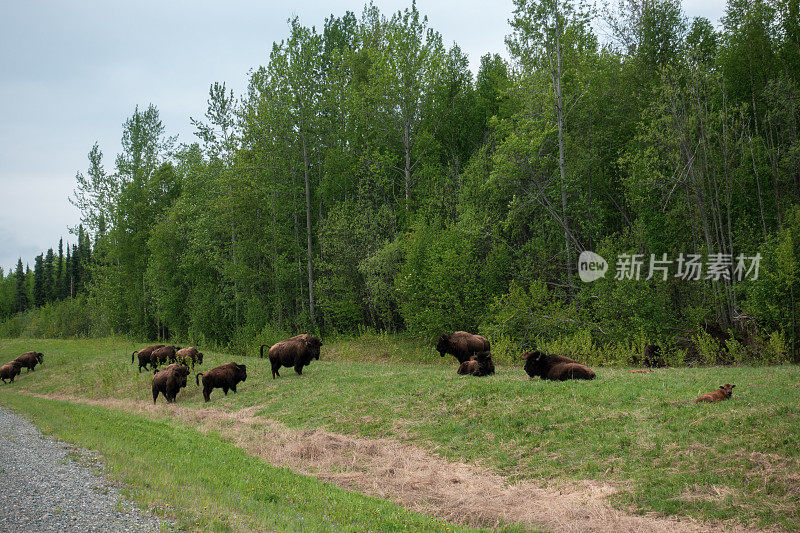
[522,350,595,381]
[150,345,180,367]
[456,351,495,376]
[695,383,735,403]
[14,351,43,372]
[176,347,203,369]
[0,360,24,383]
[642,344,666,367]
[436,331,491,364]
[152,364,190,403]
[133,344,164,372]
[260,334,322,379]
[196,362,247,402]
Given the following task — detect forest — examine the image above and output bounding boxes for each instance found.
[1,0,799,364]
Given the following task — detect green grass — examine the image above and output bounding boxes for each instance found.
[1,337,799,530]
[0,392,482,532]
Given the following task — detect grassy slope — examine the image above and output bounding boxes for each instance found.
[1,337,799,530]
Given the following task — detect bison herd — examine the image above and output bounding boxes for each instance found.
[2,331,736,407]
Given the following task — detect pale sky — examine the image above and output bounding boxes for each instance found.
[0,0,726,273]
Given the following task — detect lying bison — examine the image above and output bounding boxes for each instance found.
[176,347,203,369]
[196,362,247,402]
[15,351,43,372]
[457,351,495,377]
[152,363,190,404]
[260,334,322,379]
[436,331,491,364]
[522,350,595,381]
[132,344,164,372]
[0,360,24,383]
[695,383,735,403]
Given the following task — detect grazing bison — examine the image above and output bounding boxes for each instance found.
[0,360,24,383]
[695,383,735,403]
[260,334,322,379]
[176,347,203,369]
[196,362,247,402]
[457,351,495,377]
[522,350,595,381]
[152,363,190,404]
[132,344,165,372]
[436,331,491,364]
[14,351,43,372]
[150,345,180,367]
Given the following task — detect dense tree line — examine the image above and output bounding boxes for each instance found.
[2,0,799,362]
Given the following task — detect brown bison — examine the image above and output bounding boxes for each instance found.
[150,345,181,367]
[522,350,595,381]
[152,363,190,404]
[14,351,43,372]
[642,344,666,367]
[436,331,491,363]
[260,334,322,379]
[176,347,203,369]
[132,344,165,372]
[196,362,247,402]
[695,383,735,403]
[0,360,24,383]
[456,351,495,376]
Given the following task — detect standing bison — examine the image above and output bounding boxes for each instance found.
[14,351,43,372]
[260,334,322,379]
[152,363,191,404]
[196,362,247,402]
[0,360,24,383]
[522,350,595,381]
[132,345,164,372]
[176,347,204,369]
[150,345,181,367]
[436,331,490,363]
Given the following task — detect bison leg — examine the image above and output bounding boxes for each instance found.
[222,386,229,395]
[230,384,237,393]
[152,388,159,404]
[294,364,304,376]
[203,387,212,402]
[271,360,281,379]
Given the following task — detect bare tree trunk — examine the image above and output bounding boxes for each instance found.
[302,133,316,325]
[554,21,574,288]
[403,119,412,211]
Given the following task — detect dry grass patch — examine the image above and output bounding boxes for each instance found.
[24,392,751,533]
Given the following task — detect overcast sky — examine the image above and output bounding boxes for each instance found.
[0,0,726,273]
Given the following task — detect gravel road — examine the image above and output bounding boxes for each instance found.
[0,406,164,532]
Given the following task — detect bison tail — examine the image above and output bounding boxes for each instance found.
[195,373,203,386]
[259,344,271,358]
[132,351,137,363]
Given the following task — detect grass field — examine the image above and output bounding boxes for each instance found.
[1,337,799,531]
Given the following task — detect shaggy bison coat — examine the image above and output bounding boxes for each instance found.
[133,344,164,372]
[436,331,491,363]
[0,360,24,383]
[176,347,203,369]
[260,334,322,379]
[522,350,596,381]
[14,351,43,372]
[695,383,735,403]
[196,362,247,402]
[152,364,190,403]
[150,345,180,367]
[457,351,495,376]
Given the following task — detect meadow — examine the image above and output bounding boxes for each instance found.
[1,337,798,531]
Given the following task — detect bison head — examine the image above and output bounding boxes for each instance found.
[719,383,735,398]
[522,350,546,378]
[305,337,322,360]
[435,334,450,357]
[235,364,247,381]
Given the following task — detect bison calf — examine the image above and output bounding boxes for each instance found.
[436,331,490,364]
[695,383,735,403]
[0,360,24,383]
[196,362,247,402]
[14,351,43,372]
[260,334,322,379]
[522,350,595,381]
[152,363,190,404]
